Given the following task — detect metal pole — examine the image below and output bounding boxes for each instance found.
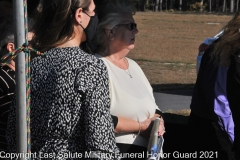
[13,0,27,158]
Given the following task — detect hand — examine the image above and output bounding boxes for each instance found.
[158,117,165,137]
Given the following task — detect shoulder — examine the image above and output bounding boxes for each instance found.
[126,57,138,65]
[32,47,107,72]
[126,57,143,71]
[0,66,15,80]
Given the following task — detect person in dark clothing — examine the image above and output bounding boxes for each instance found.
[211,12,240,160]
[0,15,15,152]
[196,11,240,160]
[188,39,234,160]
[227,55,240,160]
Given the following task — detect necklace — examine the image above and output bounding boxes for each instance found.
[107,56,133,78]
[123,58,132,78]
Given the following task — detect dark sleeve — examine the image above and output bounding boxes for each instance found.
[234,54,240,77]
[111,115,118,129]
[82,61,120,158]
[190,42,218,117]
[155,109,163,118]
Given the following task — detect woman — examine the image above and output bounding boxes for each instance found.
[6,0,119,158]
[210,11,240,159]
[94,0,165,157]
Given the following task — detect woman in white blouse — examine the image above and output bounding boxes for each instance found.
[94,0,165,157]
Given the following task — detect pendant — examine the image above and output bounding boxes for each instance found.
[130,75,133,78]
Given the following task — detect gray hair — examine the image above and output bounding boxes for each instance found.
[0,15,14,58]
[93,0,136,55]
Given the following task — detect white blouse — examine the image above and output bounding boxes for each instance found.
[96,54,160,147]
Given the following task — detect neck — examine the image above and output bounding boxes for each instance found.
[106,54,128,70]
[57,26,83,48]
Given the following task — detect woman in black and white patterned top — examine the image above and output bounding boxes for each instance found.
[7,0,119,159]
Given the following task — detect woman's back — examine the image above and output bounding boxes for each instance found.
[7,47,119,157]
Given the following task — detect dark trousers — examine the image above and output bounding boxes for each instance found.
[188,112,234,160]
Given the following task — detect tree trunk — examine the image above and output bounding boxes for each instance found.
[223,0,226,12]
[179,0,182,11]
[165,0,167,10]
[200,0,203,11]
[209,0,212,12]
[169,0,174,10]
[237,0,239,11]
[146,0,149,10]
[155,0,160,11]
[216,0,220,12]
[230,0,234,12]
[160,0,163,11]
[141,0,146,11]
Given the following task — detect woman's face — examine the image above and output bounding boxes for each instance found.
[81,0,95,28]
[79,0,96,42]
[111,14,139,53]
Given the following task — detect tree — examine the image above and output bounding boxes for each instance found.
[160,0,163,11]
[209,0,212,12]
[165,0,167,10]
[179,0,182,11]
[230,0,234,12]
[141,0,146,11]
[169,0,174,10]
[237,0,239,11]
[155,0,160,11]
[200,0,203,11]
[223,0,226,12]
[215,0,220,12]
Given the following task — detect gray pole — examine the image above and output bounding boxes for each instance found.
[13,0,27,158]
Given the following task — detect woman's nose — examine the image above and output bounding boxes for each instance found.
[133,28,139,34]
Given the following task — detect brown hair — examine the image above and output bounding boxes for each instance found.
[31,0,90,52]
[211,11,240,66]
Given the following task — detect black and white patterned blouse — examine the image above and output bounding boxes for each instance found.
[6,47,120,159]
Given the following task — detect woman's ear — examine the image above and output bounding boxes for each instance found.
[105,29,114,40]
[6,43,15,52]
[75,7,83,25]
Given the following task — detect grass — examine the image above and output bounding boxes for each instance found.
[129,12,232,63]
[137,60,196,87]
[127,12,233,88]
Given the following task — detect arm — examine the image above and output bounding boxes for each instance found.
[214,66,234,143]
[82,61,120,159]
[112,115,151,133]
[112,112,165,137]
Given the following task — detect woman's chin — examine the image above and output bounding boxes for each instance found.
[128,44,135,50]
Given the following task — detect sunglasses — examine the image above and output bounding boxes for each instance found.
[116,23,137,31]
